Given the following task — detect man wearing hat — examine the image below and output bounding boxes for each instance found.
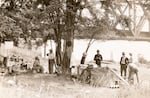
[120,52,129,78]
[94,50,103,67]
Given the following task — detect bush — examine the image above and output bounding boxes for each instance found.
[138,54,147,64]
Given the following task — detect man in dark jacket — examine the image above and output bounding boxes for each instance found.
[120,52,129,78]
[94,50,103,67]
[80,52,87,64]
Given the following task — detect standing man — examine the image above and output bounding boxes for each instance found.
[47,49,55,74]
[80,52,87,64]
[120,52,129,78]
[94,50,103,67]
[129,53,133,63]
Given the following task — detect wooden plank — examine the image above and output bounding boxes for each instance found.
[108,67,130,86]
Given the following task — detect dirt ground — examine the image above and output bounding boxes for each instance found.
[0,63,150,98]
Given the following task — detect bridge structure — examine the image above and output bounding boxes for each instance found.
[0,0,150,41]
[111,0,150,40]
[99,0,150,40]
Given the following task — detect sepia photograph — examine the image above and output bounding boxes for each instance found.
[0,0,150,98]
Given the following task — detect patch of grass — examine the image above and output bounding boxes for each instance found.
[118,83,150,98]
[0,73,150,98]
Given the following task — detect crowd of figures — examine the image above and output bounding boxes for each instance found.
[0,54,43,75]
[0,49,56,75]
[80,50,139,85]
[80,50,103,66]
[120,52,139,85]
[0,48,139,85]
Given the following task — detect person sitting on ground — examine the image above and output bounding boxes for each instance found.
[94,50,103,67]
[32,57,43,73]
[7,56,16,74]
[20,59,27,70]
[10,55,16,61]
[0,60,7,75]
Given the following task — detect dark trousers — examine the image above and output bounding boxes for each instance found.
[80,57,85,64]
[120,64,127,77]
[96,60,101,67]
[3,57,8,67]
[49,59,54,74]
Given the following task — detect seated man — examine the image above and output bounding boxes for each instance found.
[0,61,8,75]
[32,57,43,73]
[20,59,27,70]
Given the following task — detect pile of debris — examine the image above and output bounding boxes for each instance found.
[79,65,129,88]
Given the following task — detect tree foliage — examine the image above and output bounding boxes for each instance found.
[0,0,62,45]
[0,14,22,45]
[0,0,142,74]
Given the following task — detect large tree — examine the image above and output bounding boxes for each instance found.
[0,0,76,75]
[0,0,133,75]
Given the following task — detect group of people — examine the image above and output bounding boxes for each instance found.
[1,48,138,84]
[32,49,55,74]
[80,50,103,67]
[120,52,139,84]
[0,55,28,74]
[0,54,43,74]
[1,49,56,74]
[80,49,139,84]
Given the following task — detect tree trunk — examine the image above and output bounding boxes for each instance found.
[54,3,62,67]
[62,39,73,75]
[62,0,77,75]
[54,25,62,66]
[44,42,47,57]
[56,40,62,65]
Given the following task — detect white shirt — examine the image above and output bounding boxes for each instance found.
[129,63,138,71]
[129,56,133,63]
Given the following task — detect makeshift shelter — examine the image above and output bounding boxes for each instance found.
[79,66,129,88]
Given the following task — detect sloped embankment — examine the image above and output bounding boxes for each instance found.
[80,67,129,88]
